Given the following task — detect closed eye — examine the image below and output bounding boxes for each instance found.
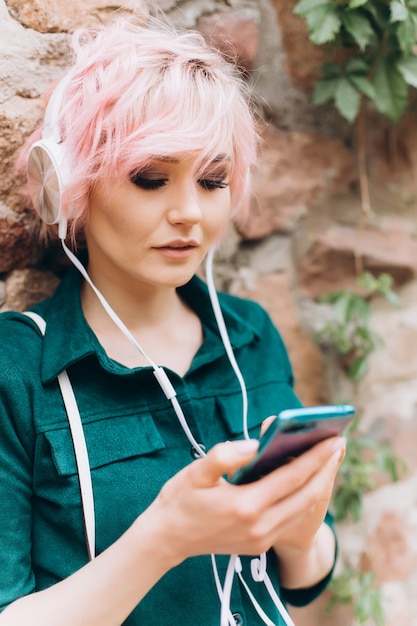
[129,174,167,190]
[198,179,229,191]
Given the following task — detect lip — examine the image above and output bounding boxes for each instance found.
[157,239,200,248]
[153,240,200,259]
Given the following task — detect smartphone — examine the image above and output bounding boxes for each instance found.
[231,404,355,485]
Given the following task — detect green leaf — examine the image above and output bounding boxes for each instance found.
[335,76,361,121]
[349,0,369,7]
[398,55,417,87]
[384,289,401,307]
[397,17,417,54]
[357,270,377,290]
[351,296,370,320]
[300,5,342,44]
[333,292,353,324]
[342,11,377,49]
[294,0,331,16]
[321,62,343,76]
[312,77,340,104]
[318,291,344,303]
[390,0,409,22]
[345,57,371,74]
[350,74,376,99]
[373,57,408,122]
[349,355,369,379]
[364,2,391,29]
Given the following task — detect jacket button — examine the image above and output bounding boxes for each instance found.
[232,612,244,625]
[190,444,206,459]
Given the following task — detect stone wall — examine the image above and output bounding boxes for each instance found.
[1,1,417,624]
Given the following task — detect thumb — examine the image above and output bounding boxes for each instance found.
[193,439,260,488]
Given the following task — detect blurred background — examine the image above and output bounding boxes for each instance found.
[1,1,417,623]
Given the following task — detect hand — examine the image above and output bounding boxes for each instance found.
[266,435,345,555]
[258,415,345,555]
[266,438,345,589]
[145,435,345,566]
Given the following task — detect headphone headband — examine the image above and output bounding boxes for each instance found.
[42,70,74,143]
[27,71,74,236]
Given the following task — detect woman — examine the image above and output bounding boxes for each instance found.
[0,17,346,626]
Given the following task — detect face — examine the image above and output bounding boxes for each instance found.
[84,153,232,293]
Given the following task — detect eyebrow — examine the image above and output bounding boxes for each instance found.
[154,153,231,163]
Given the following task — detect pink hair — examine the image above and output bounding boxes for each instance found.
[21,17,259,237]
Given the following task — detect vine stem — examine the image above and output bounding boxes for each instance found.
[357,99,373,218]
[354,99,374,277]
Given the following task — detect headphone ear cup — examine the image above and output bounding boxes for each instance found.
[27,137,70,226]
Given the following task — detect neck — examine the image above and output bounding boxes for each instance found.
[78,267,202,373]
[80,268,188,332]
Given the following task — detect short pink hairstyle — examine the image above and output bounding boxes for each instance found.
[21,17,259,236]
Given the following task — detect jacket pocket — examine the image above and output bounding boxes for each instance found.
[43,412,165,476]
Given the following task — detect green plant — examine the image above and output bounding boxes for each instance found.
[327,567,385,625]
[313,273,403,623]
[325,424,405,626]
[294,0,417,124]
[288,10,413,618]
[293,0,417,214]
[314,271,400,379]
[332,415,406,522]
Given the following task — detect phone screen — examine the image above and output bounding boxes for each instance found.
[231,404,355,485]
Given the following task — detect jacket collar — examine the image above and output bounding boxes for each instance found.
[35,265,260,384]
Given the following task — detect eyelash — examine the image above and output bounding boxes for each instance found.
[199,179,229,191]
[129,174,229,191]
[129,175,167,190]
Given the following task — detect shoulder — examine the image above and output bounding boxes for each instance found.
[0,312,46,445]
[218,290,288,349]
[184,275,285,343]
[0,311,45,375]
[216,290,294,378]
[218,290,274,325]
[0,310,45,342]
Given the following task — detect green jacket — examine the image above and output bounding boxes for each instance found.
[0,268,335,625]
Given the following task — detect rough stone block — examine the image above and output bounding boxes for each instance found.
[1,267,59,311]
[231,271,327,406]
[197,10,259,71]
[0,217,30,272]
[236,123,355,239]
[297,223,417,299]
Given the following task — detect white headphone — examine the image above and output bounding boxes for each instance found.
[26,72,73,240]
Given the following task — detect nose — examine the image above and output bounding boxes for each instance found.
[166,181,203,226]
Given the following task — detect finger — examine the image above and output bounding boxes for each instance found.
[260,448,345,545]
[191,439,260,488]
[258,436,346,503]
[282,444,345,520]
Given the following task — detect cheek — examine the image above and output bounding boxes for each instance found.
[88,187,146,241]
[204,193,231,236]
[87,186,121,235]
[217,206,232,239]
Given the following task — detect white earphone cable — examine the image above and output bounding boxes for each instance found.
[61,238,295,626]
[205,247,249,441]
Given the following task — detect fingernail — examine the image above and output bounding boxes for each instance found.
[233,439,260,455]
[331,437,346,462]
[332,437,347,452]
